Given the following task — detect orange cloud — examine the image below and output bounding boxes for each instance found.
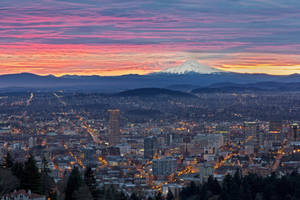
[1,44,300,76]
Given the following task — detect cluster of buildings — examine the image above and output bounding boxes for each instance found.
[1,107,300,199]
[1,190,46,200]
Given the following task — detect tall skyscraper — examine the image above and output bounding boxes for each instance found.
[269,121,282,134]
[144,136,157,159]
[108,109,121,146]
[290,123,299,141]
[269,120,283,141]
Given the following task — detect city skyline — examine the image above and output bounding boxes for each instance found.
[1,1,300,198]
[1,0,300,76]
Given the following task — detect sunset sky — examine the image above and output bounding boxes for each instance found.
[1,0,300,76]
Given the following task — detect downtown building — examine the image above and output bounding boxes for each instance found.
[152,157,177,177]
[108,109,121,146]
[144,136,157,159]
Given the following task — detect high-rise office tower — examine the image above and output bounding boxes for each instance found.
[243,122,259,136]
[290,123,299,141]
[144,136,157,159]
[269,121,282,134]
[269,120,283,141]
[108,109,121,146]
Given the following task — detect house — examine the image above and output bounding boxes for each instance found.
[1,190,46,200]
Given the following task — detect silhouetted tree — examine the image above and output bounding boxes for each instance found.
[180,171,300,200]
[73,184,93,200]
[207,176,221,195]
[155,192,163,200]
[84,167,100,200]
[23,155,42,194]
[167,190,174,200]
[130,192,140,200]
[41,157,55,197]
[0,169,20,198]
[11,162,24,183]
[1,152,13,169]
[65,167,83,200]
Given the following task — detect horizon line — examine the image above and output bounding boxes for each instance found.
[0,71,300,77]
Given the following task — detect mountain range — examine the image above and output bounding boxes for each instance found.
[0,60,299,93]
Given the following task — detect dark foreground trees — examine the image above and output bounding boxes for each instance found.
[63,166,128,200]
[2,154,300,200]
[180,171,300,200]
[0,154,55,199]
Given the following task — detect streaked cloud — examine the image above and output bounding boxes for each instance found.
[0,0,300,75]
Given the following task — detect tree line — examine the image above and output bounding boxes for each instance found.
[1,153,300,200]
[0,152,57,199]
[180,171,300,200]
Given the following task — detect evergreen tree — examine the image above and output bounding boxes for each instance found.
[23,155,42,194]
[178,172,300,200]
[241,182,252,200]
[65,167,83,200]
[118,191,128,200]
[219,190,230,200]
[187,181,199,196]
[155,192,163,200]
[207,176,221,195]
[73,184,93,200]
[200,184,209,200]
[41,157,51,175]
[0,169,20,198]
[11,162,24,184]
[167,190,174,200]
[103,187,113,200]
[221,172,241,200]
[284,194,292,200]
[222,174,233,194]
[130,192,139,200]
[84,167,100,200]
[41,157,55,197]
[233,170,242,186]
[255,193,263,200]
[2,152,14,169]
[101,186,127,200]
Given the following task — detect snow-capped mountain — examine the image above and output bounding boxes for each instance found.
[161,60,224,74]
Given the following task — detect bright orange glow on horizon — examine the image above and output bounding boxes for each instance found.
[1,0,300,76]
[220,65,300,75]
[1,44,300,76]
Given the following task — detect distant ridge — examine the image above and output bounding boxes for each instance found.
[1,72,300,93]
[192,82,300,94]
[117,88,195,97]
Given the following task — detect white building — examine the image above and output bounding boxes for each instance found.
[199,162,214,183]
